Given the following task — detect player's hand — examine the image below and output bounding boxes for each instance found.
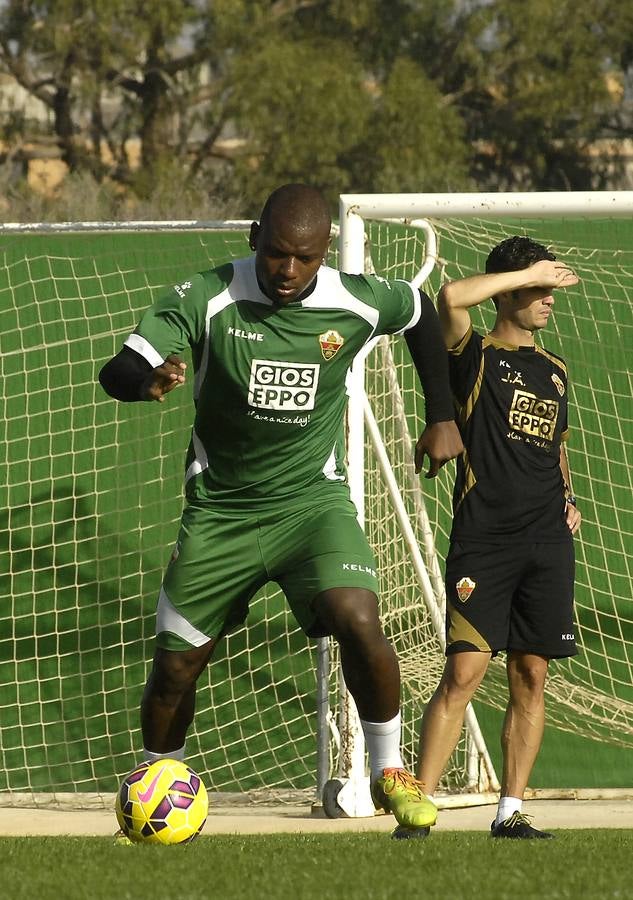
[414,420,464,479]
[565,500,582,535]
[141,354,187,402]
[525,260,580,290]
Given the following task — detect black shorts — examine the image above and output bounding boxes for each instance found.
[444,539,577,659]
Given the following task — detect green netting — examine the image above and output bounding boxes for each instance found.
[1,214,630,803]
[0,229,317,798]
[363,215,632,787]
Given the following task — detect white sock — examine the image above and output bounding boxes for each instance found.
[143,744,185,763]
[360,714,404,784]
[495,795,522,826]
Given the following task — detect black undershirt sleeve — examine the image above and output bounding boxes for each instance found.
[98,345,154,402]
[403,290,455,425]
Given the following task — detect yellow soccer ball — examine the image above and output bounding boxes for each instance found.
[115,758,208,844]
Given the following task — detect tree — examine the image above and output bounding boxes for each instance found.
[351,58,471,194]
[0,0,217,188]
[415,0,631,190]
[224,37,371,210]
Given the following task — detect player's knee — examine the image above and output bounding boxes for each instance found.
[150,647,209,696]
[442,655,488,700]
[314,588,381,643]
[509,654,549,695]
[442,671,480,701]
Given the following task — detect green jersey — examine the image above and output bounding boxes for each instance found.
[125,257,419,510]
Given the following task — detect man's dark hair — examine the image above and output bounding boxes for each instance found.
[485,236,555,274]
[485,236,556,308]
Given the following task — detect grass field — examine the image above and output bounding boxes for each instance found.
[3,831,632,900]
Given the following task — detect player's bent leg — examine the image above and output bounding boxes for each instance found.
[312,587,399,721]
[313,587,436,832]
[416,650,490,793]
[141,641,217,754]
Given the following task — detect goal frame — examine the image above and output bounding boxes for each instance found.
[331,190,633,816]
[2,193,631,810]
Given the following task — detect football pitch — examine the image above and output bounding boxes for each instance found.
[3,831,632,900]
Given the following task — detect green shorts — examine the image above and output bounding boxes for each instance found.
[155,497,379,650]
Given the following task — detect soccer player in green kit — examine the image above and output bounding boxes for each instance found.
[100,183,463,838]
[414,237,582,839]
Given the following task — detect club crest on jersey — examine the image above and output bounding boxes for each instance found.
[551,373,565,396]
[456,577,476,603]
[318,329,344,361]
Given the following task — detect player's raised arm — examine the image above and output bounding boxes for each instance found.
[403,290,464,478]
[99,346,186,403]
[438,259,579,349]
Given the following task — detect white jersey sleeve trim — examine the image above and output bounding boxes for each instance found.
[193,257,272,400]
[156,586,212,647]
[124,333,164,369]
[322,444,346,481]
[194,292,236,399]
[393,280,421,334]
[184,427,209,483]
[301,267,380,333]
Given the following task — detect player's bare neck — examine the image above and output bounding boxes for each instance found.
[489,319,535,348]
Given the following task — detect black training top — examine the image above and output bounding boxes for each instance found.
[448,326,571,543]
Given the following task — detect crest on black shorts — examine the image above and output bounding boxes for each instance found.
[456,577,476,603]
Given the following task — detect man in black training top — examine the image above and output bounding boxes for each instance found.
[100,183,464,839]
[414,236,582,839]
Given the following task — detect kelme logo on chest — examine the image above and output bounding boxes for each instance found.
[248,359,320,411]
[319,329,344,360]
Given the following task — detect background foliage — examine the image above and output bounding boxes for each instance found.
[0,0,632,219]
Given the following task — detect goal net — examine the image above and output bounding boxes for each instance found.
[337,192,633,798]
[0,224,322,807]
[0,219,488,810]
[1,192,631,808]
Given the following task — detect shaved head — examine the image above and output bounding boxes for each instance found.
[259,183,331,243]
[250,184,332,305]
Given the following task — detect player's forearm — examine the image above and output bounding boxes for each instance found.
[561,443,581,532]
[560,444,575,500]
[438,269,536,310]
[99,346,153,402]
[404,291,455,424]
